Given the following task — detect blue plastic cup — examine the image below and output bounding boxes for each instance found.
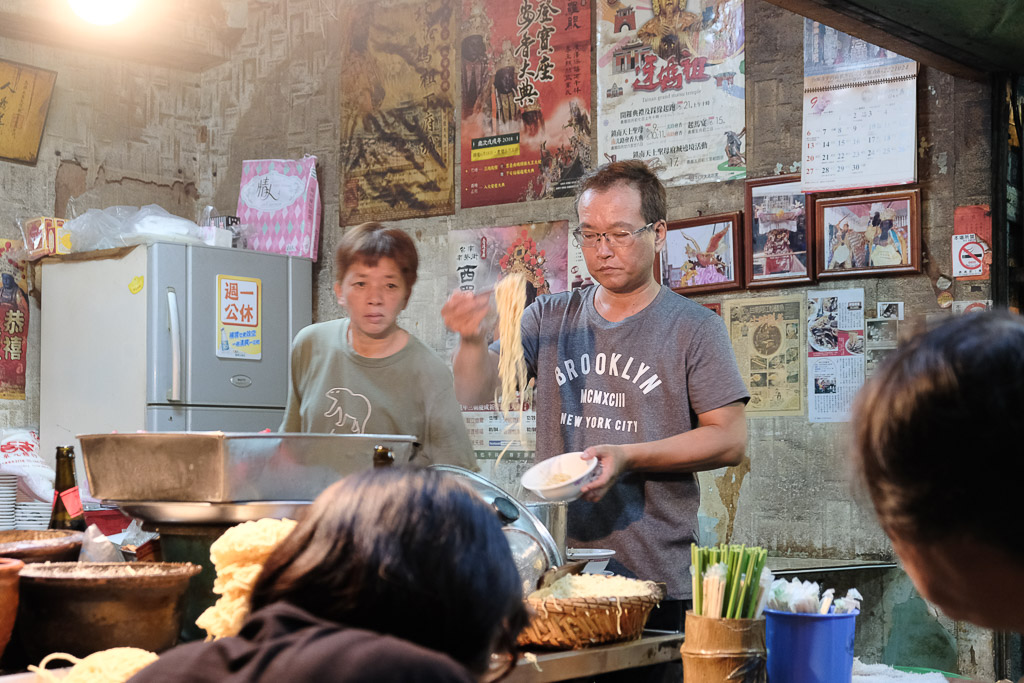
[764,608,859,683]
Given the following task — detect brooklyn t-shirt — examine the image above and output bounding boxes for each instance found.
[517,285,749,599]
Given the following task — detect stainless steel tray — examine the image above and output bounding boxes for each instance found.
[80,432,419,503]
[111,500,309,524]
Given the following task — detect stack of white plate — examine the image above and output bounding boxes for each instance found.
[0,474,16,530]
[15,488,51,530]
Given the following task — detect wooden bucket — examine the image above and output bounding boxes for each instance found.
[680,611,766,683]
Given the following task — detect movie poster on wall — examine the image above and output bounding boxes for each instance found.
[448,222,569,470]
[596,0,746,186]
[338,0,456,225]
[460,0,593,208]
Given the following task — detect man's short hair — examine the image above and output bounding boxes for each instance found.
[852,311,1024,563]
[335,222,418,292]
[574,160,667,226]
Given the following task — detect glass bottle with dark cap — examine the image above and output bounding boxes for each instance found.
[48,445,86,531]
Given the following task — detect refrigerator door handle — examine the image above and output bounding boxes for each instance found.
[166,288,182,402]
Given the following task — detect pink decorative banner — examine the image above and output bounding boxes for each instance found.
[237,156,322,261]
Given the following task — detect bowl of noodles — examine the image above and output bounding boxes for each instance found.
[521,452,599,502]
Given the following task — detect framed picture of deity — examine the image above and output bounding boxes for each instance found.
[744,175,815,288]
[656,212,743,296]
[815,189,922,279]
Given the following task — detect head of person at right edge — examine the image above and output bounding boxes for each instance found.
[572,160,668,296]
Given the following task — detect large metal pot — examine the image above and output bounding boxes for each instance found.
[429,465,562,597]
[523,500,567,562]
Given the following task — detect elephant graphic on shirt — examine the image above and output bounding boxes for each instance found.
[324,387,372,433]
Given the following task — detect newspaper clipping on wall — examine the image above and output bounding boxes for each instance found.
[595,0,746,187]
[865,316,898,377]
[806,288,865,422]
[724,295,804,417]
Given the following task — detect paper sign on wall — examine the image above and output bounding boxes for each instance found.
[951,233,985,278]
[952,205,992,281]
[217,275,262,360]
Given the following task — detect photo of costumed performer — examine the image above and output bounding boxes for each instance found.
[442,160,750,643]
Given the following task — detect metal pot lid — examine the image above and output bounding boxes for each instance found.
[429,465,563,574]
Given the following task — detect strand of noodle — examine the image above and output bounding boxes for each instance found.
[29,648,158,683]
[493,273,533,470]
[29,653,81,683]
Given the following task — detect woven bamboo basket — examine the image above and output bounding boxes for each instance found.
[518,582,664,649]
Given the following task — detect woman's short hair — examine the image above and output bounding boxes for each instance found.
[250,468,528,674]
[852,311,1024,563]
[573,160,667,227]
[335,222,418,292]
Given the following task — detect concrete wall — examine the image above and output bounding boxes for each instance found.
[0,0,998,677]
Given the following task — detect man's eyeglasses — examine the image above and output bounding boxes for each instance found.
[572,222,657,248]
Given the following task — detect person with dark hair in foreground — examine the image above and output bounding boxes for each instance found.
[130,468,529,682]
[852,311,1024,633]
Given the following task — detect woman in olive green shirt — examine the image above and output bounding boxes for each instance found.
[281,222,476,470]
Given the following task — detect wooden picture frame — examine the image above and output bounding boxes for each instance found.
[656,212,743,295]
[743,175,814,288]
[815,189,922,279]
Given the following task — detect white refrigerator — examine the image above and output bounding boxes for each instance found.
[39,242,312,495]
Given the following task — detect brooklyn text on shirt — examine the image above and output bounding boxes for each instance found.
[553,351,662,394]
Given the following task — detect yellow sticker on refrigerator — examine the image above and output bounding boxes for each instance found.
[217,275,262,360]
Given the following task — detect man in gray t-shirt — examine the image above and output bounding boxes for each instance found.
[443,161,749,607]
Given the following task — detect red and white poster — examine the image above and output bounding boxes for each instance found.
[596,0,746,186]
[216,275,262,361]
[952,205,992,281]
[460,0,593,207]
[0,241,28,400]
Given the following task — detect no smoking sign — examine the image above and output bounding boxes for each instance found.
[952,233,986,277]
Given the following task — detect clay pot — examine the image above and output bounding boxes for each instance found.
[0,557,25,661]
[0,530,83,564]
[16,561,201,662]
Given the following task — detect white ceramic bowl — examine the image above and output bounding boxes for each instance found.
[521,452,599,502]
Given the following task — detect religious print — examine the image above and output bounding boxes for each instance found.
[447,221,569,302]
[0,241,28,399]
[460,0,593,207]
[596,0,746,186]
[815,189,921,279]
[744,174,814,288]
[339,0,456,225]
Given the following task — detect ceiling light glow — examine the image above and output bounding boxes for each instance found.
[68,0,141,26]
